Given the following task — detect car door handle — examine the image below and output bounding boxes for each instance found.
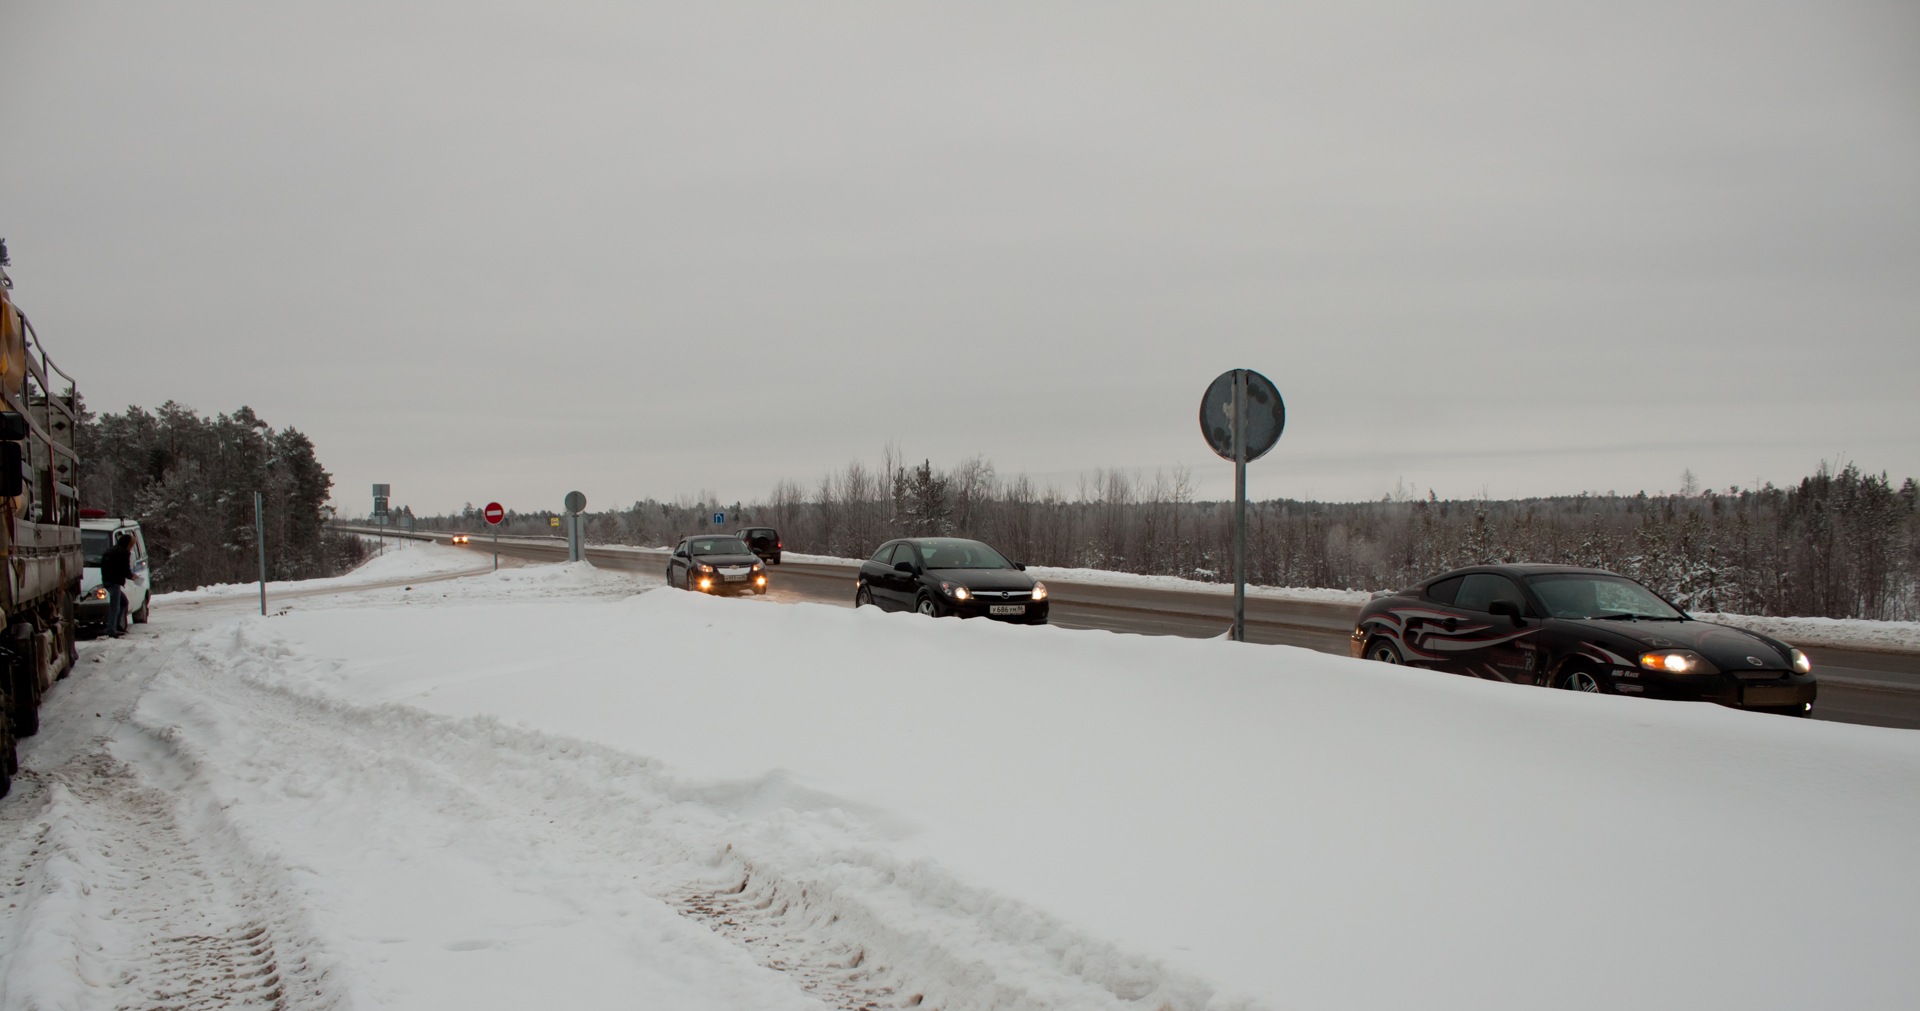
[1444,618,1458,631]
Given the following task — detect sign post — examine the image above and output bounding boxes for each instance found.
[564,490,587,563]
[372,483,391,556]
[484,501,505,571]
[255,491,267,616]
[1199,369,1286,642]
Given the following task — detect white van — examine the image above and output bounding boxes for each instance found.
[77,517,151,636]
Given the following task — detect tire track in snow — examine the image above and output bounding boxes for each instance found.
[0,633,345,1011]
[174,622,1245,1011]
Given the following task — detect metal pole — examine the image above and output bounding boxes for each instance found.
[1233,369,1247,642]
[493,529,498,571]
[255,491,267,616]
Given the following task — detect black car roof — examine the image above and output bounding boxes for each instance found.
[1424,563,1625,581]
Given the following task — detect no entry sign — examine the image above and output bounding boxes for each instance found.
[483,502,505,525]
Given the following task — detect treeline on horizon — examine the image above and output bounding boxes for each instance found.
[423,450,1920,622]
[79,401,368,591]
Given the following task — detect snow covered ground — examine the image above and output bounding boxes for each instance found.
[4,551,1917,1010]
[1695,612,1920,654]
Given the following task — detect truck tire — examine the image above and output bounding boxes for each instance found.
[7,656,40,738]
[0,730,13,798]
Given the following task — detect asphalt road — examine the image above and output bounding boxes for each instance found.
[452,533,1920,731]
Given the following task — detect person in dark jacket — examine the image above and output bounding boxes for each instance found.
[101,533,142,637]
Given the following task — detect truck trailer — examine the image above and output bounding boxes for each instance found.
[0,243,83,798]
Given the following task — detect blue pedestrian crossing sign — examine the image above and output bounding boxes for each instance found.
[713,512,725,525]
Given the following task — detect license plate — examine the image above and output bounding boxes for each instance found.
[723,573,748,582]
[1743,684,1812,706]
[989,604,1025,616]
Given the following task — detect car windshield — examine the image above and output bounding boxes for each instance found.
[82,530,112,566]
[1526,573,1686,621]
[915,538,1013,570]
[689,538,751,556]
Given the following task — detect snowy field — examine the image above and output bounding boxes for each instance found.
[3,548,1918,1010]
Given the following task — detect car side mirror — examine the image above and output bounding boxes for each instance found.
[1014,562,1026,571]
[1489,600,1525,624]
[893,561,916,575]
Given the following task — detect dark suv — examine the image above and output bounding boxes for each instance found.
[734,527,782,564]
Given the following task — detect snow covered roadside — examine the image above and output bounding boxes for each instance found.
[154,540,491,604]
[781,551,1375,604]
[1695,612,1920,654]
[6,560,1917,1010]
[11,562,1913,1009]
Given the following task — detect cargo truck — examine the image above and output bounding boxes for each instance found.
[0,242,83,798]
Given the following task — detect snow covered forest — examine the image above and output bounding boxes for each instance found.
[447,456,1920,622]
[78,402,368,590]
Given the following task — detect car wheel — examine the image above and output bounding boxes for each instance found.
[916,595,939,617]
[1560,667,1605,693]
[133,598,150,624]
[854,585,873,608]
[1365,638,1403,665]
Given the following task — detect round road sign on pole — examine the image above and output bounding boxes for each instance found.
[562,491,587,563]
[483,502,505,571]
[1199,368,1285,643]
[1199,369,1285,462]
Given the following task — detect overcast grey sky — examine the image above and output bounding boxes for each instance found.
[4,1,1916,516]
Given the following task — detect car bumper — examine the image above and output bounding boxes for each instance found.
[1620,668,1817,711]
[76,598,114,628]
[690,574,768,594]
[947,598,1050,624]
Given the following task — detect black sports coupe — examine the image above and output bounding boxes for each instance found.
[1351,564,1816,716]
[854,537,1049,623]
[667,536,768,595]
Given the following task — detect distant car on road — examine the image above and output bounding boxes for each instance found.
[77,517,151,636]
[855,537,1048,623]
[1351,564,1816,716]
[450,534,470,545]
[733,527,782,565]
[667,536,767,595]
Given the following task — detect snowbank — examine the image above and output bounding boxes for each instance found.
[210,574,1920,1010]
[1695,612,1920,654]
[154,540,489,603]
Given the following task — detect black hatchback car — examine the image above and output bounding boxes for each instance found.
[1351,564,1816,716]
[855,537,1048,624]
[666,536,768,595]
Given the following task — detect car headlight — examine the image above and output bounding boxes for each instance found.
[1790,648,1812,674]
[92,586,108,600]
[941,582,970,600]
[697,563,714,573]
[752,562,763,571]
[1638,651,1698,673]
[1030,581,1048,602]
